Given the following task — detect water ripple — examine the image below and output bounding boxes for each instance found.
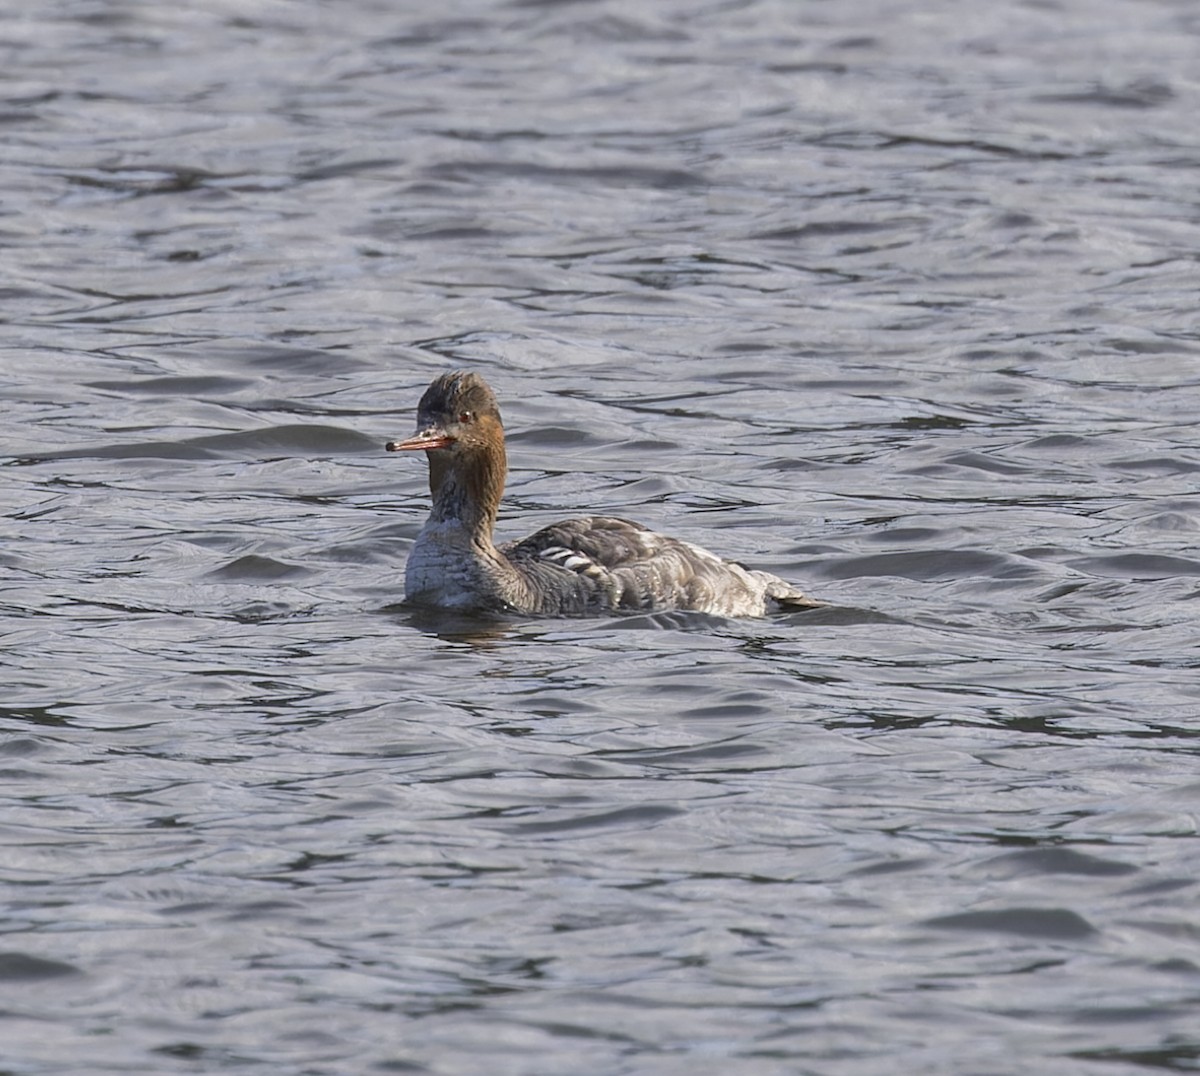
[3,1,1200,1073]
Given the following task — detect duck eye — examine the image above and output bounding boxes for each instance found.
[458,411,473,424]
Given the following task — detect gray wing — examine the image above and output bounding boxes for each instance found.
[502,515,801,616]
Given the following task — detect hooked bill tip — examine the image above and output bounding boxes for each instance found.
[386,431,455,452]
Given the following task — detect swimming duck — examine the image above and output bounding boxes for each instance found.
[387,371,821,617]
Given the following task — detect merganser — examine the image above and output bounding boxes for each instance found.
[386,371,822,617]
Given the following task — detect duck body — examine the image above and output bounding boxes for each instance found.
[388,371,821,618]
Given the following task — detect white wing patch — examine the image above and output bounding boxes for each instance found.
[538,544,606,579]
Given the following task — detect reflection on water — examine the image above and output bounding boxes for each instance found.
[3,0,1200,1073]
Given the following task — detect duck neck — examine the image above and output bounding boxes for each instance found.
[426,440,507,550]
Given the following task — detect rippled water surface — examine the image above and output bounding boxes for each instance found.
[4,1,1200,1073]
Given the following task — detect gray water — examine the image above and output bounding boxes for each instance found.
[3,1,1200,1073]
